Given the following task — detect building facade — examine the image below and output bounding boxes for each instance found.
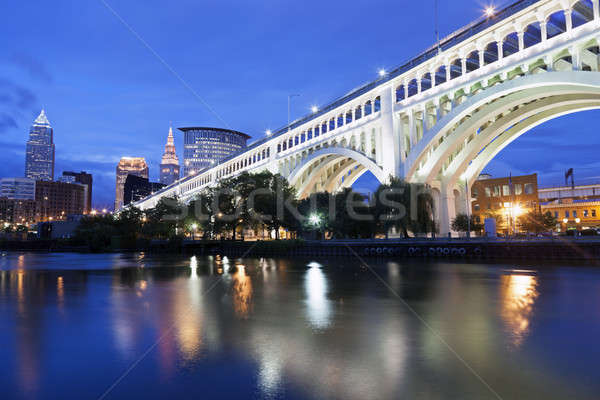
[123,175,165,206]
[179,127,250,177]
[115,157,148,210]
[0,198,37,225]
[35,180,85,222]
[25,109,55,181]
[59,171,93,214]
[471,173,539,234]
[159,126,180,186]
[539,184,600,231]
[0,178,36,200]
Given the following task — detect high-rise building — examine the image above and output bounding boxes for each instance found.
[59,171,93,214]
[115,157,148,210]
[159,125,180,186]
[35,180,85,222]
[25,109,55,181]
[123,175,165,206]
[178,127,250,177]
[0,178,36,200]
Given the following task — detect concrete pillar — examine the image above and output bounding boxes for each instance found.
[478,48,485,67]
[497,40,503,60]
[594,0,600,21]
[544,55,553,71]
[408,110,417,147]
[518,31,525,51]
[461,58,467,75]
[417,77,422,94]
[403,81,409,99]
[445,63,451,82]
[540,21,548,42]
[570,46,581,70]
[439,182,456,236]
[565,9,573,34]
[430,68,436,88]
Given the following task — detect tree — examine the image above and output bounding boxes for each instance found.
[518,210,557,234]
[451,213,483,235]
[372,177,436,238]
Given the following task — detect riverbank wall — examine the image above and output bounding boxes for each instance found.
[2,238,600,261]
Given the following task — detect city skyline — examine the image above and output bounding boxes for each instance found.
[2,0,600,207]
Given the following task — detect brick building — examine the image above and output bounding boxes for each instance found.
[470,173,539,234]
[35,180,85,222]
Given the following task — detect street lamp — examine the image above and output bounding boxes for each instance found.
[563,218,569,224]
[311,105,318,113]
[265,129,272,136]
[378,68,386,77]
[288,93,300,131]
[485,6,495,17]
[309,213,321,226]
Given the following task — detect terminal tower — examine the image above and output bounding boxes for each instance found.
[159,125,180,186]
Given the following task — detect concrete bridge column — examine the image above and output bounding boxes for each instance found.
[438,181,456,237]
[540,20,548,42]
[594,0,600,21]
[565,8,573,35]
[461,57,467,76]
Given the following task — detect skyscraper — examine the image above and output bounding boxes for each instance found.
[115,157,148,210]
[178,127,250,177]
[159,125,180,186]
[25,109,55,181]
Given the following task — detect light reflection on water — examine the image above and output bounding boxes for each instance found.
[0,253,599,399]
[500,273,539,347]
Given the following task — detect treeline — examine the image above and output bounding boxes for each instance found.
[74,171,437,249]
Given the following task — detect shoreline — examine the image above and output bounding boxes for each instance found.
[3,237,600,261]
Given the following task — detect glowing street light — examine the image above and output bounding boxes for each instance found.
[309,213,321,226]
[575,217,581,224]
[485,6,495,17]
[311,105,318,113]
[378,68,386,77]
[265,129,272,136]
[90,209,97,216]
[563,218,569,224]
[102,208,107,214]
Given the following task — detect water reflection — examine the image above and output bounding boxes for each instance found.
[232,265,253,318]
[304,262,331,330]
[0,253,598,399]
[500,273,539,347]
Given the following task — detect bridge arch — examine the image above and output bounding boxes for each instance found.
[405,71,600,234]
[286,147,386,198]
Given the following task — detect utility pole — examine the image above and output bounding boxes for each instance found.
[288,94,300,131]
[435,0,441,54]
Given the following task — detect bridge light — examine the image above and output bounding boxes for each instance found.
[309,213,321,226]
[311,105,318,113]
[378,68,386,77]
[266,129,272,136]
[485,6,495,17]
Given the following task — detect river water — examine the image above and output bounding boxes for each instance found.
[0,252,599,399]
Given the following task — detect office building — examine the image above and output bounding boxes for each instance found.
[0,198,37,225]
[25,109,55,181]
[123,175,165,206]
[178,127,250,176]
[470,173,539,234]
[159,125,180,185]
[115,157,148,210]
[0,178,36,200]
[35,180,85,222]
[59,171,93,214]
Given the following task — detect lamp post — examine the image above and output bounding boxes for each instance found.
[288,94,300,131]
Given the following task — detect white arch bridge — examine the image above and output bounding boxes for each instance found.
[134,0,600,235]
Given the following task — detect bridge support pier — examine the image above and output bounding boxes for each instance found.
[438,182,457,237]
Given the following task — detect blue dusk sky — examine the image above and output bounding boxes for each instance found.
[1,0,599,208]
